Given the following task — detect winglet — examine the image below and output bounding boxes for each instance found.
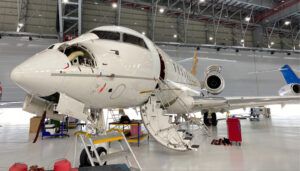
[280,65,300,84]
[191,47,200,76]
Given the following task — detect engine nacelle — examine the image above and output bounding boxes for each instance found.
[204,65,225,95]
[279,84,300,96]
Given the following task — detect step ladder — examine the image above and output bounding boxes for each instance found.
[73,131,142,170]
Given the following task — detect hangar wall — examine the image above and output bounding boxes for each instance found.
[1,0,292,49]
[0,0,57,34]
[0,37,299,102]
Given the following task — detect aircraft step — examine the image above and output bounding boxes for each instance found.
[100,150,129,161]
[184,137,193,141]
[191,145,199,148]
[177,129,186,133]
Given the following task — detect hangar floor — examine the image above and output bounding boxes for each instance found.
[0,105,299,171]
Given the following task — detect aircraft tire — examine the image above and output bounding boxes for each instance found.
[79,146,107,167]
[204,112,211,126]
[211,113,218,126]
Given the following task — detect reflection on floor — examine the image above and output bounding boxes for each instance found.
[0,105,300,171]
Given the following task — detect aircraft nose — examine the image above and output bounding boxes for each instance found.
[10,66,22,85]
[10,50,69,96]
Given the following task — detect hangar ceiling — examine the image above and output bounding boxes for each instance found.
[0,0,299,50]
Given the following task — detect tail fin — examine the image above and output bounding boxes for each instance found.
[191,47,200,76]
[280,65,300,84]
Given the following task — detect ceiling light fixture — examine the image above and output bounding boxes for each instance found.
[159,8,165,13]
[284,20,291,26]
[245,16,251,22]
[112,2,118,8]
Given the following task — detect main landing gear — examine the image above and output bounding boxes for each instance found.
[203,112,218,126]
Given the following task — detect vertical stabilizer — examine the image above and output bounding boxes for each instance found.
[280,65,300,84]
[191,47,200,76]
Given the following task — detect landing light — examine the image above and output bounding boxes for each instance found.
[209,37,213,41]
[142,31,146,35]
[62,0,69,3]
[173,34,177,38]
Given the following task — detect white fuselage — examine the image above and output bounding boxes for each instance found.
[11,26,201,113]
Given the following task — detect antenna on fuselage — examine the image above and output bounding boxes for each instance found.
[191,46,200,76]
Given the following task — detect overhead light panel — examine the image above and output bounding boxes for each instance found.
[159,8,165,13]
[284,20,291,25]
[112,2,118,8]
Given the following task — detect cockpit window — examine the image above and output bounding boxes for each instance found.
[123,33,148,49]
[91,30,120,41]
[48,44,55,49]
[64,45,96,68]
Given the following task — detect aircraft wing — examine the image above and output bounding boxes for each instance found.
[192,96,300,112]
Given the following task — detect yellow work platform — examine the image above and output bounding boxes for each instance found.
[109,120,149,146]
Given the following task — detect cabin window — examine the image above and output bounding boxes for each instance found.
[64,45,96,68]
[91,30,120,41]
[123,33,148,49]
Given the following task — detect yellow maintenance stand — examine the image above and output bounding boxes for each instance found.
[73,130,142,170]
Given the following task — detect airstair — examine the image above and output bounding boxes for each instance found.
[74,131,142,170]
[140,80,209,151]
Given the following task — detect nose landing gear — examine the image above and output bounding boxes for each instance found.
[203,112,218,126]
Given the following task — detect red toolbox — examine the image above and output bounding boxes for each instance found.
[226,117,242,145]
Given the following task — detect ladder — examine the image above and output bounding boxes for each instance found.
[73,131,142,170]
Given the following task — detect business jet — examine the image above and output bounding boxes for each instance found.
[11,26,300,151]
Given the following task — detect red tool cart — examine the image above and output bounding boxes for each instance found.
[227,117,242,145]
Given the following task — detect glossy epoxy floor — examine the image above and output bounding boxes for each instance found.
[0,106,300,171]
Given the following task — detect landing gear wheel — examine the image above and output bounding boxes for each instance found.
[203,112,211,126]
[211,113,218,126]
[79,146,107,167]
